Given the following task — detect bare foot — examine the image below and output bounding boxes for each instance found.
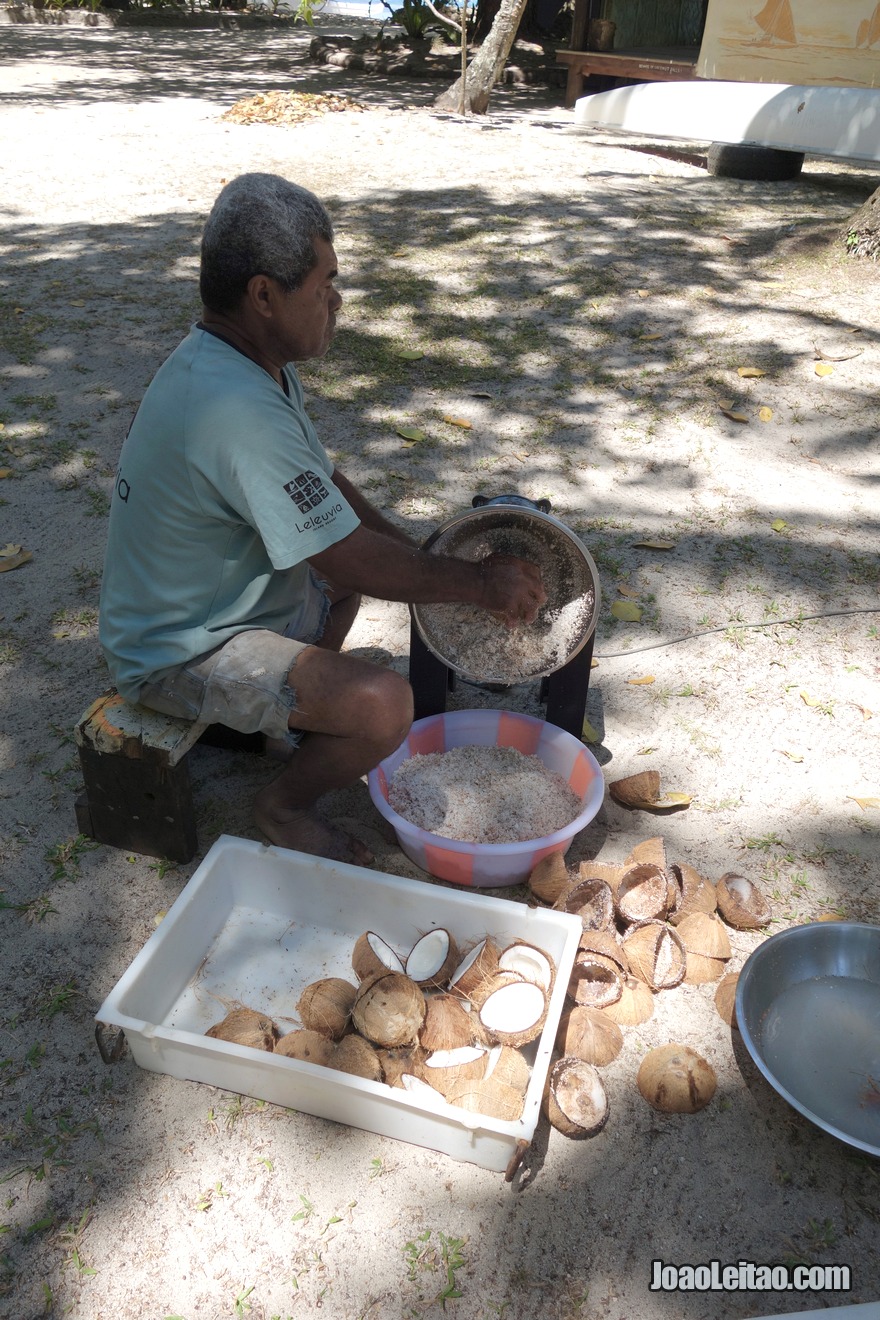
[254,797,373,866]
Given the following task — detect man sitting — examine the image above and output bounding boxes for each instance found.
[99,173,545,864]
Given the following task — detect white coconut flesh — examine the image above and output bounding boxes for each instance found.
[723,874,753,902]
[479,982,545,1038]
[554,1060,608,1131]
[498,944,553,990]
[406,929,453,982]
[424,1046,486,1069]
[449,939,489,987]
[364,932,405,973]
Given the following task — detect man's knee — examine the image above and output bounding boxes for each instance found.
[362,667,413,744]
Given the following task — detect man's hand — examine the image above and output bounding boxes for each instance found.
[478,553,547,628]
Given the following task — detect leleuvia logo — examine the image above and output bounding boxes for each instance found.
[284,470,342,532]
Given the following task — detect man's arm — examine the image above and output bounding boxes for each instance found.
[332,467,418,548]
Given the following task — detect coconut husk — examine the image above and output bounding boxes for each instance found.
[477,977,547,1047]
[328,1034,384,1081]
[351,970,426,1048]
[498,941,556,993]
[376,1046,423,1087]
[668,863,717,924]
[448,937,501,1001]
[621,922,686,990]
[576,859,624,894]
[608,770,661,808]
[419,1045,487,1097]
[556,1005,623,1066]
[484,1044,531,1095]
[405,928,460,989]
[446,1076,525,1121]
[600,975,655,1026]
[637,1043,716,1113]
[578,929,629,972]
[296,977,358,1040]
[567,952,624,1009]
[274,1028,335,1066]
[716,872,772,930]
[352,930,405,981]
[615,863,671,927]
[554,877,614,932]
[715,972,740,1029]
[528,852,571,904]
[205,1007,277,1052]
[419,993,480,1052]
[675,911,731,960]
[623,836,668,870]
[542,1056,609,1137]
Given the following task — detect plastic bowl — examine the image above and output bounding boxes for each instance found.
[367,710,604,888]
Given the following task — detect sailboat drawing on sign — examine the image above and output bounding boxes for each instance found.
[750,0,797,45]
[856,3,880,47]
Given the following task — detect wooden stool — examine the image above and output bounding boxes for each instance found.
[74,691,207,863]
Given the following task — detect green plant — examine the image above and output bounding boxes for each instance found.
[404,1229,467,1307]
[36,981,78,1020]
[44,834,96,882]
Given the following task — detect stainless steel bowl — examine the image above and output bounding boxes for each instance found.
[736,922,880,1157]
[411,505,601,686]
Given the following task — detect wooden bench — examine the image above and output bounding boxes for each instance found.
[556,47,699,110]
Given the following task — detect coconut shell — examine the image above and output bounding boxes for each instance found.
[624,836,668,870]
[328,1034,384,1081]
[715,973,740,1029]
[528,852,571,904]
[668,863,717,924]
[498,941,556,993]
[405,928,461,989]
[554,877,614,932]
[637,1043,716,1113]
[419,994,480,1052]
[608,770,661,809]
[351,970,426,1048]
[567,952,624,1009]
[352,931,405,981]
[622,922,686,990]
[296,977,358,1040]
[477,977,547,1047]
[556,1005,623,1066]
[274,1028,335,1066]
[448,937,501,1001]
[615,863,671,926]
[205,1008,277,1052]
[542,1057,609,1137]
[578,929,629,972]
[675,911,731,961]
[376,1046,423,1087]
[419,1046,488,1097]
[716,872,772,930]
[576,859,624,894]
[600,975,654,1026]
[446,1076,525,1121]
[484,1044,531,1095]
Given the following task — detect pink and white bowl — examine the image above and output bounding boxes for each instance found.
[367,710,604,888]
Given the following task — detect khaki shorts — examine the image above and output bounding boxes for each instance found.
[137,577,330,745]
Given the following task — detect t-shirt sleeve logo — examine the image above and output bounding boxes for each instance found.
[284,470,329,512]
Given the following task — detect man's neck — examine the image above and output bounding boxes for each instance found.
[199,308,284,385]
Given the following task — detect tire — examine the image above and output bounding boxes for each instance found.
[706,144,805,181]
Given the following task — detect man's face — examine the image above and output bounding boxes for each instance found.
[274,237,341,362]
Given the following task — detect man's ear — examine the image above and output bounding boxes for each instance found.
[246,273,277,320]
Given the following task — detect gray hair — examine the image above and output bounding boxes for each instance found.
[199,173,334,313]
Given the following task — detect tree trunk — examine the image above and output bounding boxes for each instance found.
[843,186,880,259]
[434,0,530,114]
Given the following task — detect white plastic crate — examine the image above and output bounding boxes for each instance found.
[96,835,582,1172]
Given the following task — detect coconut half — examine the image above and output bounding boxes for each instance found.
[483,1044,531,1095]
[542,1057,609,1137]
[328,1034,384,1081]
[556,1005,623,1066]
[528,852,570,904]
[615,863,672,927]
[677,912,731,984]
[637,1043,716,1113]
[446,1076,525,1121]
[448,937,501,1001]
[554,877,614,932]
[715,972,740,1029]
[351,970,426,1048]
[205,1008,277,1052]
[601,975,655,1026]
[405,928,460,989]
[498,942,556,993]
[296,977,358,1040]
[622,921,686,991]
[716,872,772,930]
[377,1046,423,1087]
[419,1045,487,1098]
[623,836,668,870]
[419,993,481,1052]
[352,931,405,981]
[668,863,717,924]
[477,978,547,1047]
[274,1028,334,1066]
[576,859,624,894]
[567,952,624,1009]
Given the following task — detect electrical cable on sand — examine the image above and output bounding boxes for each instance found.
[593,606,880,660]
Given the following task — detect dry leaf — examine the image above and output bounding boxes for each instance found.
[0,469,12,479]
[758,406,774,422]
[581,718,601,743]
[636,289,651,298]
[0,545,32,573]
[815,362,834,377]
[14,308,24,315]
[800,691,822,707]
[848,796,880,811]
[391,250,407,257]
[396,426,426,443]
[617,585,640,599]
[611,601,642,623]
[771,519,788,533]
[442,415,472,429]
[470,391,493,399]
[737,366,766,378]
[813,345,863,362]
[816,914,846,922]
[853,705,872,721]
[778,750,804,762]
[69,299,85,308]
[639,333,663,342]
[631,539,675,550]
[397,349,424,361]
[627,675,655,686]
[720,407,749,423]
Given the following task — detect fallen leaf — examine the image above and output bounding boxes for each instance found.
[758,406,774,422]
[771,518,789,533]
[397,349,424,361]
[611,600,642,622]
[391,250,407,257]
[396,426,426,443]
[590,657,599,669]
[636,746,657,755]
[800,691,822,707]
[616,584,640,599]
[816,913,845,922]
[717,398,734,410]
[470,391,493,399]
[0,469,12,479]
[442,415,472,429]
[737,366,766,378]
[815,362,834,377]
[778,750,804,762]
[14,308,24,315]
[631,539,675,550]
[69,299,85,308]
[581,718,601,743]
[848,796,880,811]
[0,545,32,573]
[853,705,873,721]
[636,289,651,298]
[813,345,863,362]
[639,332,663,341]
[720,407,749,423]
[627,675,655,686]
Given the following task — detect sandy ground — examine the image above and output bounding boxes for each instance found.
[1,16,879,1320]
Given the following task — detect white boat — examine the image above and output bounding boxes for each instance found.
[573,80,880,164]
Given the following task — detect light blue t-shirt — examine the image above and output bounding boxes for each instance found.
[99,327,360,701]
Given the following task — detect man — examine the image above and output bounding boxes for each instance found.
[99,173,545,864]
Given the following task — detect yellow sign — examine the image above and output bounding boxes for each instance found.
[698,0,880,88]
